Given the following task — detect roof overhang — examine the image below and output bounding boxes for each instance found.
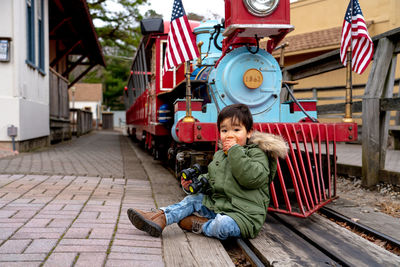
[49,0,105,87]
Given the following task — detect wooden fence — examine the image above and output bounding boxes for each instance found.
[49,68,71,142]
[282,27,400,187]
[292,80,399,121]
[70,108,93,137]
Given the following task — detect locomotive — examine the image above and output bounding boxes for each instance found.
[125,0,357,217]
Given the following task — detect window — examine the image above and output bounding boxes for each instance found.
[37,0,45,73]
[26,0,35,66]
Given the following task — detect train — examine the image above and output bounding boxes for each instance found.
[124,0,357,217]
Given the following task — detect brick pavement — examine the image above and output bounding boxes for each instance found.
[0,132,124,177]
[0,131,164,266]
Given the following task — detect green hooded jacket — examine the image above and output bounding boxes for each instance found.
[202,131,287,238]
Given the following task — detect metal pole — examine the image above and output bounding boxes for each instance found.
[11,136,15,151]
[183,61,195,122]
[343,0,354,123]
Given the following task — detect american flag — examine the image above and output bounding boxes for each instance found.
[340,0,373,74]
[163,0,199,73]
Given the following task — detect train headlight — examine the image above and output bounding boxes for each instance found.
[243,0,280,17]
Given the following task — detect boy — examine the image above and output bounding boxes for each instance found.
[127,104,287,240]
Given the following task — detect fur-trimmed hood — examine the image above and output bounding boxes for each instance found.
[249,131,288,159]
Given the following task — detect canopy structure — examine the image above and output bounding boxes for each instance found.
[49,0,105,87]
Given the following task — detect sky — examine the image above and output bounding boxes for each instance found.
[140,0,225,20]
[140,0,298,21]
[101,0,299,25]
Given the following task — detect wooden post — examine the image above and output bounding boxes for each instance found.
[280,70,292,103]
[362,37,395,187]
[379,54,398,167]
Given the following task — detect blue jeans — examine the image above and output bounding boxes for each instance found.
[161,194,241,240]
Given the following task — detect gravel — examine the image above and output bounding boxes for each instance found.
[336,176,400,218]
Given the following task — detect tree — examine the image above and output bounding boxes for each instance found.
[84,0,162,110]
[87,0,147,56]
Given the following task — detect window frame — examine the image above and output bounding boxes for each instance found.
[26,0,36,67]
[37,0,45,74]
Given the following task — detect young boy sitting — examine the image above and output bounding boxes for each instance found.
[127,103,287,240]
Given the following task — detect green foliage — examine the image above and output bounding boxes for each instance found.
[84,0,156,110]
[187,12,205,21]
[83,1,204,110]
[87,0,147,54]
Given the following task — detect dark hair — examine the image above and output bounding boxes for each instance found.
[217,104,253,132]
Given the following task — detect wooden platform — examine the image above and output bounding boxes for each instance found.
[336,143,400,184]
[250,213,400,266]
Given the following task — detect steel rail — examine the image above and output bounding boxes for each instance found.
[235,238,266,267]
[270,213,349,267]
[320,207,400,248]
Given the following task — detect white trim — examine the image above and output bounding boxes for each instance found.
[223,24,294,37]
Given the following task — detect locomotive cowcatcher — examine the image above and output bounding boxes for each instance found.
[124,0,357,217]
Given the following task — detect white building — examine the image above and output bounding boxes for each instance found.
[0,0,50,151]
[0,0,105,151]
[69,83,103,122]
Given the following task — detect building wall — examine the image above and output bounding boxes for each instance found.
[0,0,50,143]
[287,0,400,124]
[112,111,126,128]
[70,101,101,120]
[291,0,399,36]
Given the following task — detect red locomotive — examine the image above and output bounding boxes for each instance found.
[125,0,357,217]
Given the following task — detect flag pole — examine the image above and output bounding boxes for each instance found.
[343,0,354,123]
[183,61,194,122]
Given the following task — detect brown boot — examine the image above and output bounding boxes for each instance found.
[178,215,208,234]
[127,208,166,237]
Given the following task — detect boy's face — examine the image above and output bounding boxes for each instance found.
[220,117,252,150]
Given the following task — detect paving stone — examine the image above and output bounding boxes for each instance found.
[24,239,58,254]
[0,253,46,262]
[42,252,77,267]
[0,262,41,267]
[59,239,109,246]
[0,210,17,218]
[113,239,162,248]
[75,252,106,267]
[111,246,161,255]
[89,228,114,239]
[12,232,62,239]
[107,252,164,262]
[64,228,92,239]
[47,219,72,228]
[0,227,18,240]
[54,245,108,253]
[0,239,31,253]
[62,204,83,211]
[12,210,39,219]
[25,218,52,228]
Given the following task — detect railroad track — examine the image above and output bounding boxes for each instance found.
[234,208,400,267]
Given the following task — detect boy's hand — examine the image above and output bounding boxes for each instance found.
[181,177,192,191]
[222,138,237,153]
